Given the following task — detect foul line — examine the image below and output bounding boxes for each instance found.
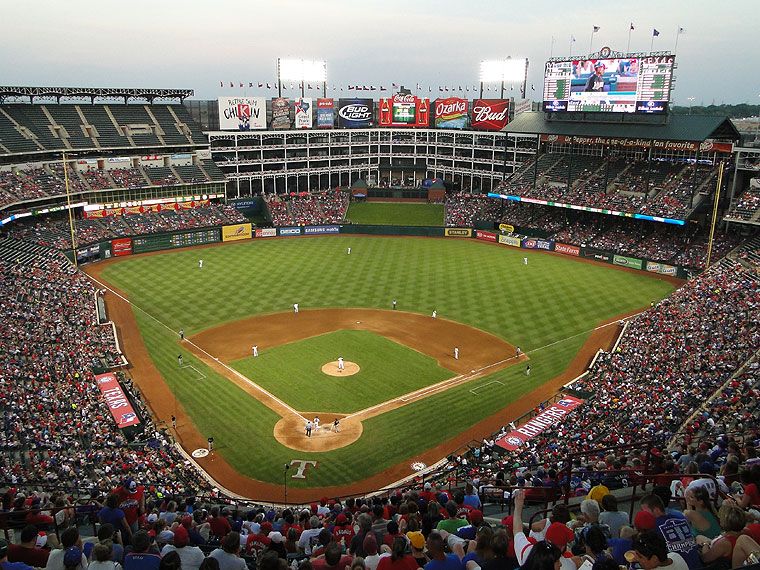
[86,275,307,422]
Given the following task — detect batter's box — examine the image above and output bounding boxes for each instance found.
[180,364,207,381]
[469,380,504,395]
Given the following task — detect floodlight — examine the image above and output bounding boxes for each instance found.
[480,59,527,82]
[278,59,327,82]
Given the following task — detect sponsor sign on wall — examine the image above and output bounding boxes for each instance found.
[112,238,132,256]
[303,225,340,234]
[613,254,643,270]
[271,97,291,129]
[498,235,521,247]
[498,223,515,233]
[255,228,277,238]
[581,248,612,263]
[218,97,267,130]
[646,261,677,275]
[338,98,373,128]
[378,94,430,127]
[222,223,252,242]
[521,238,553,250]
[538,134,733,153]
[294,97,312,129]
[279,227,302,236]
[554,243,580,256]
[95,372,141,428]
[317,98,334,128]
[475,230,497,241]
[514,98,532,116]
[434,97,468,129]
[495,396,584,451]
[444,228,472,237]
[471,99,510,131]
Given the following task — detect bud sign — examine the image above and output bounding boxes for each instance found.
[471,99,510,130]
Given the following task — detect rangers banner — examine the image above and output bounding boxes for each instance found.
[218,97,266,130]
[95,372,140,429]
[317,98,334,128]
[471,99,510,131]
[495,396,584,451]
[378,94,430,127]
[338,98,373,128]
[271,97,291,129]
[294,97,312,129]
[434,97,468,129]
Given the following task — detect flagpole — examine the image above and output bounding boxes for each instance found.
[674,25,680,53]
[627,25,632,53]
[550,36,555,58]
[589,29,594,54]
[569,35,573,56]
[650,33,654,52]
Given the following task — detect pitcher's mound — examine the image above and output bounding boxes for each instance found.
[322,361,360,376]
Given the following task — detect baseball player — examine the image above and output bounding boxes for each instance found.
[526,364,531,376]
[179,329,184,341]
[347,247,351,255]
[171,415,176,429]
[337,357,344,371]
[305,420,312,437]
[432,309,437,319]
[177,354,183,366]
[313,416,320,431]
[293,303,299,313]
[516,346,521,358]
[333,418,340,432]
[523,257,528,265]
[392,299,397,310]
[199,259,203,268]
[454,347,459,360]
[252,345,258,357]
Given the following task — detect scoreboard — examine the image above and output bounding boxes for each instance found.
[133,228,220,253]
[543,55,674,114]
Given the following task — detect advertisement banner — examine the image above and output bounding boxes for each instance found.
[554,243,580,256]
[444,228,472,237]
[613,254,643,270]
[378,94,430,127]
[271,97,291,129]
[434,98,468,129]
[471,99,510,131]
[538,134,733,153]
[294,97,312,129]
[338,98,373,128]
[646,261,677,275]
[521,238,553,251]
[581,248,612,263]
[95,372,141,429]
[255,228,277,238]
[498,235,521,247]
[112,238,132,256]
[475,230,497,242]
[498,223,514,233]
[279,227,302,236]
[222,223,252,242]
[514,98,532,116]
[304,225,340,234]
[495,396,584,451]
[218,97,267,130]
[317,98,334,128]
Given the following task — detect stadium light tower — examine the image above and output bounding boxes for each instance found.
[277,58,327,98]
[480,58,528,99]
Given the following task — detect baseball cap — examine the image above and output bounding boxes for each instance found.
[594,63,604,69]
[634,511,656,531]
[336,514,348,525]
[173,526,190,547]
[260,522,273,534]
[424,483,432,491]
[545,523,574,548]
[181,516,193,528]
[502,515,514,529]
[469,510,483,524]
[63,547,83,567]
[268,531,284,544]
[407,531,425,550]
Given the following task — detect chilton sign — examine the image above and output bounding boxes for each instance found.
[539,134,733,153]
[471,99,510,131]
[495,396,584,451]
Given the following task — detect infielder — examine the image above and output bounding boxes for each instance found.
[179,329,184,341]
[432,309,437,319]
[392,299,397,310]
[526,364,531,376]
[252,345,258,357]
[516,346,521,357]
[199,259,203,268]
[171,415,176,429]
[454,347,459,360]
[177,354,183,366]
[337,357,344,371]
[333,418,340,432]
[313,416,320,430]
[293,303,299,313]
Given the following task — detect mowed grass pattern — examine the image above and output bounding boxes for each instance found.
[230,330,453,414]
[346,202,444,226]
[99,236,675,488]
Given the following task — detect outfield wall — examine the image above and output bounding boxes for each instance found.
[75,223,689,278]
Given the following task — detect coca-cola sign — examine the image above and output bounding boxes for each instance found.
[471,99,509,131]
[337,98,373,128]
[378,95,429,128]
[435,97,468,129]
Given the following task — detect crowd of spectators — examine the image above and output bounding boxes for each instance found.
[726,186,760,222]
[265,192,348,227]
[445,194,502,227]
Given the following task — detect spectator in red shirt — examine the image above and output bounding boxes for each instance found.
[209,506,232,539]
[7,525,49,567]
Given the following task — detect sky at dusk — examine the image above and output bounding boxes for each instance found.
[1,0,757,106]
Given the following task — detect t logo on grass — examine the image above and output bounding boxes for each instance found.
[289,460,319,479]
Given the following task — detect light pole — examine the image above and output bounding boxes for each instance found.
[687,97,695,115]
[283,463,290,503]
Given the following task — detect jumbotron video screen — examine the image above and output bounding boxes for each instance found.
[542,55,674,114]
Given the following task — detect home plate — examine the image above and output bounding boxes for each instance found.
[356,321,360,324]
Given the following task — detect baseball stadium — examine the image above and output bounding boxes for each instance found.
[2,22,760,570]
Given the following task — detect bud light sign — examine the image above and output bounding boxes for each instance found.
[471,99,510,131]
[338,98,373,128]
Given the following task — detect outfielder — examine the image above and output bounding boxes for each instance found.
[199,259,203,268]
[293,303,299,313]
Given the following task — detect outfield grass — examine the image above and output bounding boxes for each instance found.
[346,202,443,226]
[229,330,453,413]
[100,236,675,488]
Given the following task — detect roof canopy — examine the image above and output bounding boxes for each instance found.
[0,86,194,104]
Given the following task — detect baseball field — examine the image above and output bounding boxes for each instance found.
[91,228,677,500]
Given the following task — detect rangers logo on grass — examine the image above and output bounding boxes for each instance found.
[411,462,427,471]
[192,449,210,458]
